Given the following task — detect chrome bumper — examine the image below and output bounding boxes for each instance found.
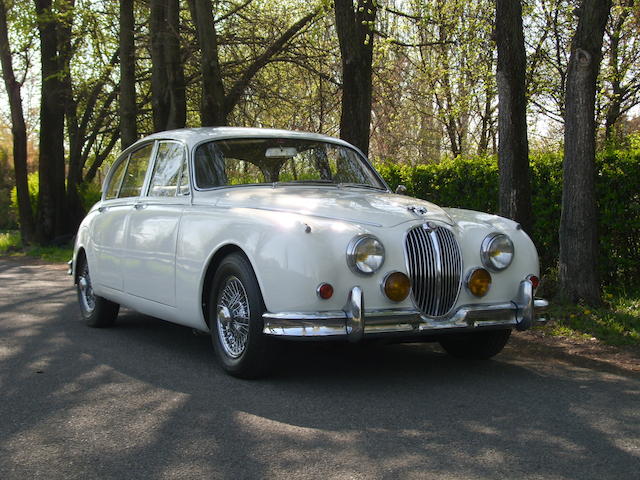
[262,279,548,340]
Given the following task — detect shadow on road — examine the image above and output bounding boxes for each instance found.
[1,259,639,479]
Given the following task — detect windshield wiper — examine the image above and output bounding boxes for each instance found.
[338,183,385,191]
[273,179,337,188]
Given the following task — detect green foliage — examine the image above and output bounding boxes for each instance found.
[78,181,102,211]
[0,230,71,263]
[379,148,640,288]
[542,288,640,346]
[10,172,38,220]
[11,173,102,226]
[0,148,17,230]
[0,230,21,252]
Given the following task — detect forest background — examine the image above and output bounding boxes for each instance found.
[0,0,639,343]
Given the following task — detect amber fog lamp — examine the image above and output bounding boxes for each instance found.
[467,268,492,297]
[382,272,411,302]
[317,283,334,299]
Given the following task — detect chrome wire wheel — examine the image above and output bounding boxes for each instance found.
[78,263,96,314]
[216,276,250,359]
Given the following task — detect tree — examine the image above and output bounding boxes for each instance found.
[188,0,319,126]
[334,0,376,156]
[0,0,35,243]
[150,0,186,132]
[495,0,532,233]
[120,0,137,148]
[559,0,612,305]
[34,0,67,242]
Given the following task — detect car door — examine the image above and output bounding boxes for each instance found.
[123,141,190,306]
[91,143,154,291]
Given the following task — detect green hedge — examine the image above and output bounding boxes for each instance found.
[378,149,640,286]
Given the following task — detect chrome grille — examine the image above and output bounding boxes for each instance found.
[405,225,462,317]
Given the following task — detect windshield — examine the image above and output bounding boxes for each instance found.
[194,138,386,190]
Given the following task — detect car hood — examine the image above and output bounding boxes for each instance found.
[206,186,454,228]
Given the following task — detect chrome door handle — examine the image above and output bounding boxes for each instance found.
[98,206,107,213]
[133,203,145,210]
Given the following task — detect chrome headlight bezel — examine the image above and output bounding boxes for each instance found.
[481,233,514,271]
[347,235,385,275]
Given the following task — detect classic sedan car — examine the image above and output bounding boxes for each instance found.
[71,127,547,377]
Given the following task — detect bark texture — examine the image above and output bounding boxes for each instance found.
[0,0,35,243]
[559,0,612,305]
[150,0,185,132]
[120,0,138,148]
[496,0,533,233]
[34,0,67,242]
[334,0,376,156]
[187,0,226,126]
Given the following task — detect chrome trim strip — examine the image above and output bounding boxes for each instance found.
[263,282,548,338]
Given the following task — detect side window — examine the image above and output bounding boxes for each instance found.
[104,157,127,200]
[119,143,153,198]
[149,142,186,197]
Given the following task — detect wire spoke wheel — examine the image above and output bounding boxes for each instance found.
[216,276,251,359]
[78,262,96,314]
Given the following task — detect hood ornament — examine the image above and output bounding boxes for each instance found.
[422,221,438,232]
[407,205,428,215]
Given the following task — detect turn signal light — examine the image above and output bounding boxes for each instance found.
[382,272,411,302]
[317,283,334,299]
[467,268,492,297]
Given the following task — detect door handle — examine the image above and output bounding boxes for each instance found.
[134,203,146,210]
[98,206,107,213]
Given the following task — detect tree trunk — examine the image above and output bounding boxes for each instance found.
[187,0,226,126]
[34,0,67,242]
[559,0,612,305]
[164,0,185,129]
[496,0,533,234]
[334,0,376,156]
[0,0,35,244]
[120,0,138,148]
[150,0,185,132]
[150,0,169,131]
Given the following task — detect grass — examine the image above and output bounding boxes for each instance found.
[0,230,73,264]
[539,288,640,347]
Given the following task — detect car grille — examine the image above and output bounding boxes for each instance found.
[405,225,462,317]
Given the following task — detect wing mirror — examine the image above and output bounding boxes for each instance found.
[395,184,407,195]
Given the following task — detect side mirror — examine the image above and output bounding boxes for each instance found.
[395,184,407,195]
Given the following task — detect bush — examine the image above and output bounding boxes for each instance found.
[378,149,640,287]
[10,172,39,220]
[11,173,102,221]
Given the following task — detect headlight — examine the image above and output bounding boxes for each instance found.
[347,235,385,275]
[481,233,514,271]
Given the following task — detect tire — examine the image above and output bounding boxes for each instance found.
[438,329,511,360]
[76,256,119,328]
[209,253,272,378]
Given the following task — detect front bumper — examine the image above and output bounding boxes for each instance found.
[263,279,548,341]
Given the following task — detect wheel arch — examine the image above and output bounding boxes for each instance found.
[74,247,87,285]
[201,244,258,328]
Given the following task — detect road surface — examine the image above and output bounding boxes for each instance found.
[0,257,638,479]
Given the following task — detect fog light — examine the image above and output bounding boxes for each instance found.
[382,271,411,302]
[317,283,334,299]
[466,268,492,297]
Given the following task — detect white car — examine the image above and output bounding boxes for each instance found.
[71,127,548,377]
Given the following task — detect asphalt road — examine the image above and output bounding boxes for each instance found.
[0,258,639,479]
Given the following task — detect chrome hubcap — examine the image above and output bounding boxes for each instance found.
[216,276,250,358]
[78,266,96,314]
